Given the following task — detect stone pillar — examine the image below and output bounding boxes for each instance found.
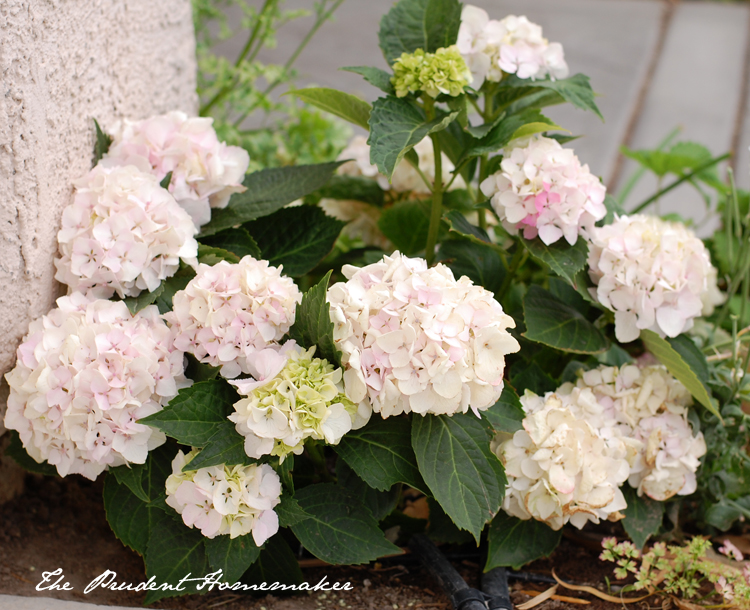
[0,0,198,496]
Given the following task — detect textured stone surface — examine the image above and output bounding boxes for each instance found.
[0,0,198,377]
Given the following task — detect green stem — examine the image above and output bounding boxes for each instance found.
[495,243,526,301]
[426,134,443,267]
[629,153,731,214]
[617,127,681,205]
[200,0,276,117]
[232,0,345,127]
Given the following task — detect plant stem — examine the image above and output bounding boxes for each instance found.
[495,243,526,301]
[617,126,681,206]
[629,153,731,214]
[426,134,443,266]
[200,0,277,117]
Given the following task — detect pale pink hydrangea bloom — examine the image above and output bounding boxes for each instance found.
[493,391,630,531]
[4,294,189,480]
[457,5,569,89]
[480,135,606,245]
[102,111,250,226]
[165,449,281,543]
[327,251,520,418]
[587,214,723,343]
[54,164,199,299]
[719,540,745,562]
[166,257,302,379]
[570,364,705,501]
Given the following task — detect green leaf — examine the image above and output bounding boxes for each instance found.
[425,497,474,544]
[522,237,588,285]
[341,66,395,95]
[500,74,602,120]
[443,209,492,245]
[197,244,240,265]
[705,498,750,531]
[109,463,149,503]
[411,413,506,542]
[199,228,261,259]
[378,200,431,255]
[103,474,151,555]
[601,193,625,225]
[483,386,525,433]
[185,421,251,471]
[159,171,173,190]
[336,460,402,521]
[668,335,709,384]
[184,354,221,383]
[457,110,559,165]
[204,534,261,584]
[368,96,457,179]
[199,162,344,237]
[140,380,238,447]
[464,112,506,139]
[290,88,371,130]
[123,283,166,315]
[378,0,462,64]
[241,535,303,587]
[291,483,400,564]
[621,486,664,548]
[288,271,341,366]
[144,512,210,603]
[313,174,386,207]
[640,329,719,417]
[93,118,112,165]
[5,430,58,476]
[437,238,506,296]
[523,285,609,354]
[276,494,309,528]
[335,417,425,492]
[245,206,345,277]
[485,513,561,570]
[153,266,195,315]
[510,362,556,395]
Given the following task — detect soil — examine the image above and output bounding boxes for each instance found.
[0,473,663,610]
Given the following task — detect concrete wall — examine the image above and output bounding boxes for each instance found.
[0,0,199,389]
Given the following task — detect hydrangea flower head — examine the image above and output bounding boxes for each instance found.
[567,363,705,501]
[494,390,630,530]
[165,449,281,544]
[229,342,371,461]
[327,252,520,418]
[587,214,723,342]
[457,5,569,88]
[4,294,189,480]
[480,135,606,245]
[166,256,302,379]
[391,46,472,98]
[102,111,250,226]
[54,164,199,299]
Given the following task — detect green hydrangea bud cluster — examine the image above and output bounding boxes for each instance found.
[231,346,364,462]
[391,45,472,98]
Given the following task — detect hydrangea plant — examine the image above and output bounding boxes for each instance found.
[4,0,750,603]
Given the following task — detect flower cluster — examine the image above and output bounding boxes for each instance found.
[480,135,606,245]
[103,111,250,227]
[391,46,472,98]
[166,257,302,379]
[229,343,371,461]
[494,391,630,530]
[165,449,281,543]
[587,214,723,342]
[328,252,520,418]
[4,294,188,479]
[54,165,199,299]
[457,5,569,88]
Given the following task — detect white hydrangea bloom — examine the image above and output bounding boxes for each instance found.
[480,135,606,245]
[102,111,250,226]
[165,449,281,544]
[4,294,189,480]
[457,5,569,88]
[573,364,707,501]
[319,199,391,250]
[587,215,723,343]
[166,257,302,379]
[54,165,199,299]
[327,251,520,418]
[494,391,630,531]
[229,342,371,462]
